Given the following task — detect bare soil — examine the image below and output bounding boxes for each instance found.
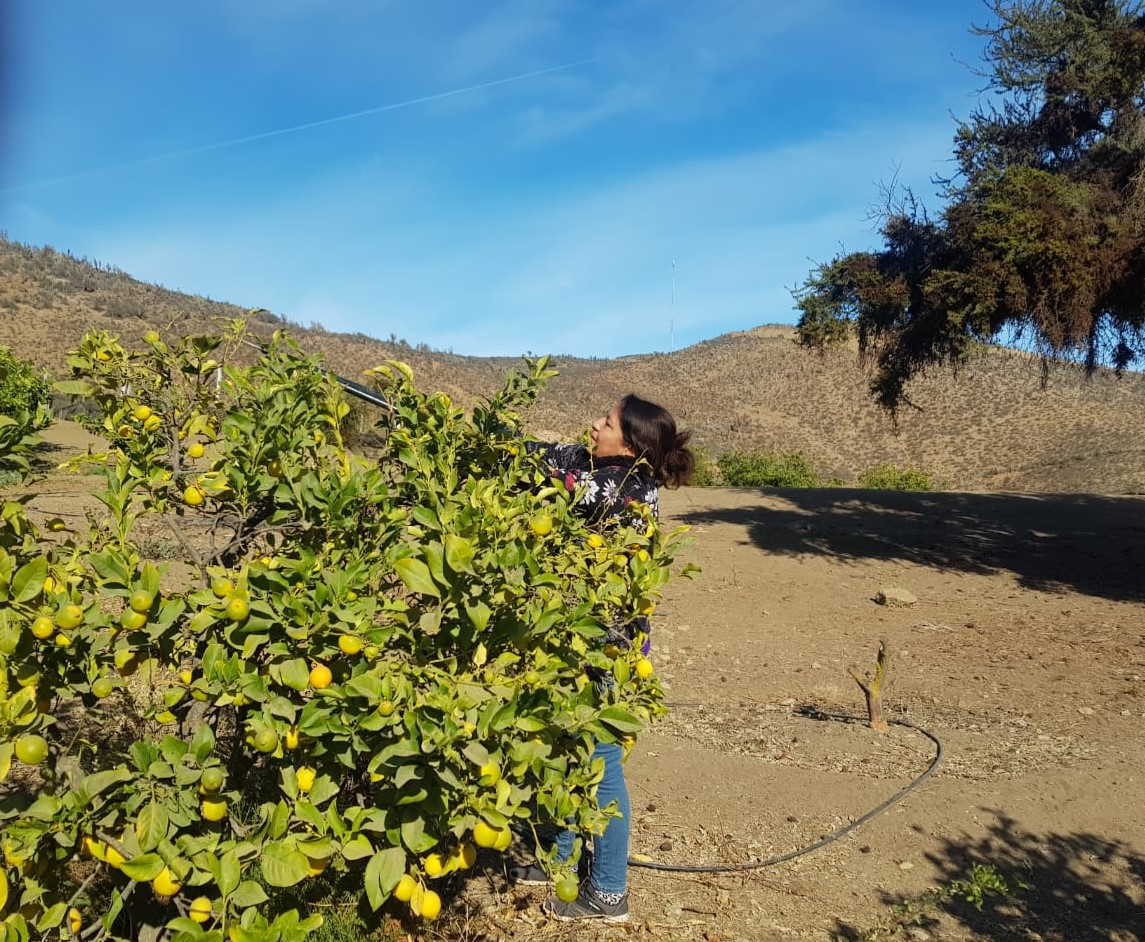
[19,424,1145,942]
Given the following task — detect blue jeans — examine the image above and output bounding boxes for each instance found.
[555,741,630,895]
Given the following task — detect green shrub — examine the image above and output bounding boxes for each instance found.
[688,445,721,486]
[0,345,50,416]
[859,464,936,491]
[717,449,821,488]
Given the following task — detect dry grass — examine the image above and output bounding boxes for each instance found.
[4,237,1145,494]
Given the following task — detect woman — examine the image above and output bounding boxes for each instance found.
[514,394,694,923]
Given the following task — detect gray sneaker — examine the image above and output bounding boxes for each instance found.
[542,883,629,923]
[508,863,551,886]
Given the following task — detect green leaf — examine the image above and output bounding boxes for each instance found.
[598,706,644,735]
[399,814,425,852]
[135,800,170,851]
[444,534,475,572]
[465,601,492,632]
[364,847,407,911]
[344,674,384,701]
[190,724,216,763]
[393,557,439,598]
[218,851,241,897]
[230,880,269,908]
[11,557,46,603]
[119,852,165,881]
[341,835,374,861]
[260,841,310,887]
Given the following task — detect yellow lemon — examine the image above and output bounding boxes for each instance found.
[284,726,301,750]
[30,616,54,640]
[587,533,605,548]
[105,844,127,868]
[419,888,442,920]
[337,634,363,656]
[309,664,333,690]
[393,873,416,902]
[68,907,82,934]
[296,766,316,793]
[183,485,205,507]
[493,827,512,852]
[201,799,227,822]
[472,821,500,849]
[152,867,181,899]
[635,658,654,680]
[132,405,153,422]
[453,842,477,870]
[187,442,205,459]
[529,514,553,537]
[423,853,445,878]
[211,578,234,598]
[189,897,212,923]
[143,415,162,433]
[478,762,501,786]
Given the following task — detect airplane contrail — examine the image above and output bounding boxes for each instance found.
[2,57,597,195]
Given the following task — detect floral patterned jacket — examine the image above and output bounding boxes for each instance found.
[523,442,660,523]
[524,441,658,654]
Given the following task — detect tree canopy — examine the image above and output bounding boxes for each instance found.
[795,0,1145,410]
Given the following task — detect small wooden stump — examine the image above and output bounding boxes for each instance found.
[848,638,892,731]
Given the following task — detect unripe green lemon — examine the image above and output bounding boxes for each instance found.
[56,604,83,630]
[252,729,279,754]
[199,767,225,794]
[338,634,363,656]
[129,590,155,613]
[224,597,249,622]
[529,514,553,536]
[556,877,579,903]
[15,734,49,765]
[211,578,235,599]
[92,677,115,699]
[120,608,148,631]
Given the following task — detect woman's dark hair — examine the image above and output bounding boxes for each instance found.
[619,393,694,488]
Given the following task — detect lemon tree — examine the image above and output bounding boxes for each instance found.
[0,321,691,941]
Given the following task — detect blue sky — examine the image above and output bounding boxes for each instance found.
[1,1,994,358]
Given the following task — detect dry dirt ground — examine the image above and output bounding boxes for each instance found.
[19,424,1145,942]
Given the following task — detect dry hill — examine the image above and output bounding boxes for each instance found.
[3,237,1144,493]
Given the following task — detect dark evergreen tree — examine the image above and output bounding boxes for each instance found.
[796,0,1145,410]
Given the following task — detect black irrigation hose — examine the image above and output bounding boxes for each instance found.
[628,706,944,874]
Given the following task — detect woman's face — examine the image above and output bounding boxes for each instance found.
[591,402,633,458]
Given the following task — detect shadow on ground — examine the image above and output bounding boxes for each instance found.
[832,812,1145,941]
[677,489,1145,603]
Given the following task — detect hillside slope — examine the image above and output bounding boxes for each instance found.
[2,238,1144,493]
